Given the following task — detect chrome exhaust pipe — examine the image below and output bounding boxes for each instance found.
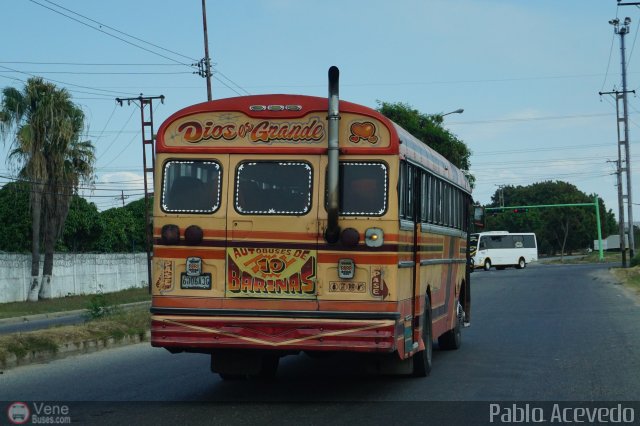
[325,66,340,243]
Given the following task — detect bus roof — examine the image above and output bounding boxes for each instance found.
[156,94,471,192]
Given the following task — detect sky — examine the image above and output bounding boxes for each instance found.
[1,0,639,224]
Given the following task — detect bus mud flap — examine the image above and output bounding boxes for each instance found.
[363,353,414,376]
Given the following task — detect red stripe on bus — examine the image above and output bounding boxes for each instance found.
[317,253,398,264]
[153,295,400,313]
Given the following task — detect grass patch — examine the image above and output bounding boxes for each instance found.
[611,266,640,296]
[542,251,624,264]
[0,306,150,364]
[0,286,150,320]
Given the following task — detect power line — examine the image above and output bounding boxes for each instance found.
[0,64,138,96]
[0,70,192,75]
[0,61,188,66]
[95,108,137,162]
[0,174,143,192]
[41,0,198,63]
[29,0,196,67]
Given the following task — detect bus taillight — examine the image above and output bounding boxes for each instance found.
[161,224,180,245]
[341,228,360,246]
[184,225,204,245]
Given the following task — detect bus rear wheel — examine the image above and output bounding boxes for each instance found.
[438,301,462,350]
[483,259,492,271]
[412,294,433,377]
[516,257,526,269]
[212,350,280,380]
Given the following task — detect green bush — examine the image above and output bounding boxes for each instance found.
[631,254,640,267]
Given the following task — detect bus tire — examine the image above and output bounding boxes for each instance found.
[254,354,279,380]
[516,257,526,269]
[483,259,492,271]
[412,294,433,377]
[219,372,245,381]
[438,301,462,350]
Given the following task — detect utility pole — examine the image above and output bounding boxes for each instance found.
[603,16,636,261]
[608,159,627,267]
[116,94,165,292]
[116,190,129,208]
[201,0,212,101]
[496,184,505,208]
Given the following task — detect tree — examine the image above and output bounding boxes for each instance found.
[0,181,31,252]
[60,196,102,252]
[0,77,95,301]
[94,207,138,252]
[40,108,95,298]
[377,101,474,186]
[485,181,617,256]
[123,196,153,252]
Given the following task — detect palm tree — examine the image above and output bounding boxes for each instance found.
[0,77,95,301]
[41,121,95,298]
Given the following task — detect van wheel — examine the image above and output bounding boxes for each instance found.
[483,259,492,271]
[517,257,526,269]
[413,294,433,377]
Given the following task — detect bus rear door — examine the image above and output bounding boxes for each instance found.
[225,155,321,306]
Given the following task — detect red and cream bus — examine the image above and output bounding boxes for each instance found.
[150,67,474,378]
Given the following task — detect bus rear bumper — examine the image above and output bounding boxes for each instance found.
[151,313,398,353]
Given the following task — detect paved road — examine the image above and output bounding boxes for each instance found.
[2,263,639,424]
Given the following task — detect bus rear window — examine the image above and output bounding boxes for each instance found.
[162,160,221,213]
[235,161,312,215]
[337,162,388,216]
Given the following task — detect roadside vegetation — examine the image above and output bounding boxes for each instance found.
[0,304,150,366]
[542,251,623,265]
[0,286,149,320]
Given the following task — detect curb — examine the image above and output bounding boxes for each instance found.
[0,301,151,326]
[0,329,151,371]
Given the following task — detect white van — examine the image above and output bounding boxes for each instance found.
[470,231,538,271]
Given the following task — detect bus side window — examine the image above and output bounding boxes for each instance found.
[479,241,486,250]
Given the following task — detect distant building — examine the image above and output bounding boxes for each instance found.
[594,234,629,251]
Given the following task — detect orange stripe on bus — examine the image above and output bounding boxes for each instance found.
[230,230,318,241]
[154,247,225,259]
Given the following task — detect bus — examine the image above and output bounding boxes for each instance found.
[470,231,538,271]
[150,66,475,378]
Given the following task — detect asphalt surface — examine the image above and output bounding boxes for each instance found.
[1,263,639,425]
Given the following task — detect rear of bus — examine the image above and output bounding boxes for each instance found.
[149,92,413,377]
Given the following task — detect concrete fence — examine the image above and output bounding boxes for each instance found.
[0,253,148,303]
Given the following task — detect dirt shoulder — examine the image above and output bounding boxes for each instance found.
[610,266,640,305]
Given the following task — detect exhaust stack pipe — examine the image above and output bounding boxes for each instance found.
[325,66,340,243]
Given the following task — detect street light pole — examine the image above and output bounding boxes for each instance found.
[441,108,464,117]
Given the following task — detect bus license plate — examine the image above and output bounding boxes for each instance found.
[180,273,212,290]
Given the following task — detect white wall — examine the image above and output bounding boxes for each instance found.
[0,253,148,303]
